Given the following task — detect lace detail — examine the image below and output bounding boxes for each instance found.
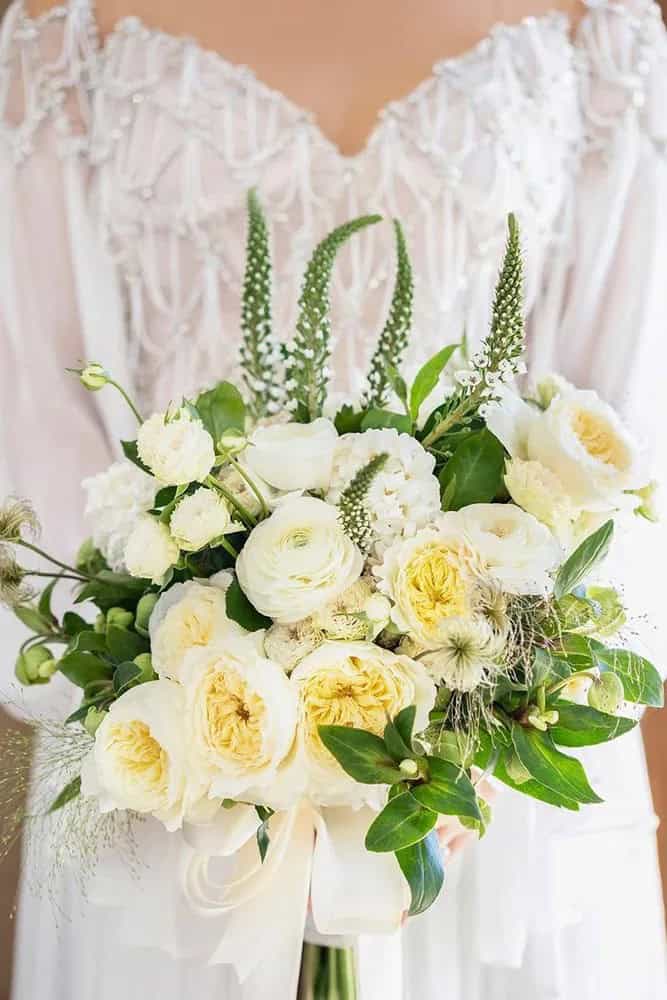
[0,0,665,412]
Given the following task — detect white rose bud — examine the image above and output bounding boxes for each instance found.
[244,417,338,492]
[169,487,240,552]
[137,408,215,486]
[124,515,179,583]
[236,496,363,624]
[79,363,109,391]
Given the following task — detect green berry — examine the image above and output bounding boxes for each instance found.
[135,593,159,636]
[94,613,107,634]
[588,672,624,715]
[106,607,134,629]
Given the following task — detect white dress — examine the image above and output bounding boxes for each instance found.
[1,0,667,996]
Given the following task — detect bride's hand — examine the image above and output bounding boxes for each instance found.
[436,771,499,859]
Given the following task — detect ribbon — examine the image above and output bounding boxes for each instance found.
[183,801,409,1000]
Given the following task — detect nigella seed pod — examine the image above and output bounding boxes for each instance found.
[588,672,624,715]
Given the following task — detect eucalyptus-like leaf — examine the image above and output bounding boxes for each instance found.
[365,791,437,852]
[553,520,614,599]
[396,831,445,915]
[438,430,505,510]
[511,724,602,804]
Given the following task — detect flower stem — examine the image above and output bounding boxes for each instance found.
[16,541,92,579]
[225,453,268,519]
[108,379,144,424]
[24,571,86,583]
[219,537,239,559]
[206,476,256,528]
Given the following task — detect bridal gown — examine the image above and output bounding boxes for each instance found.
[1,0,667,996]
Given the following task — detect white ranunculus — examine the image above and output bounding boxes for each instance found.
[124,515,179,584]
[82,461,157,572]
[181,636,300,809]
[486,384,643,511]
[245,418,338,492]
[236,496,363,624]
[456,503,561,596]
[137,408,215,486]
[290,640,435,807]
[149,575,243,680]
[326,428,441,555]
[169,487,241,552]
[81,679,187,830]
[373,516,485,650]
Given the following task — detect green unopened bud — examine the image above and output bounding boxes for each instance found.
[505,751,532,785]
[526,709,548,732]
[535,373,571,409]
[37,657,58,680]
[94,612,107,634]
[399,758,420,778]
[218,430,247,455]
[542,710,560,726]
[133,652,155,682]
[76,538,105,574]
[588,671,624,715]
[84,706,107,737]
[106,606,134,629]
[631,480,660,524]
[135,593,159,636]
[16,645,53,685]
[79,363,109,391]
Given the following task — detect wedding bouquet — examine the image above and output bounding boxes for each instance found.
[1,195,662,999]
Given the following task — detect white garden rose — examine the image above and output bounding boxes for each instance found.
[82,461,157,572]
[374,516,485,650]
[290,640,435,806]
[504,457,576,544]
[169,487,241,551]
[81,680,187,830]
[236,496,363,624]
[124,515,179,584]
[245,418,338,492]
[181,635,300,809]
[149,574,241,680]
[486,384,643,511]
[137,408,215,486]
[326,428,441,554]
[456,503,561,596]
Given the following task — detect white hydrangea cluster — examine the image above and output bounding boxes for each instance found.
[326,429,441,555]
[82,461,157,572]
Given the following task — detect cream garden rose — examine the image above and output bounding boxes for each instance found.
[137,408,216,486]
[124,515,179,584]
[181,635,299,809]
[244,417,338,492]
[503,456,576,544]
[150,575,240,680]
[236,496,363,624]
[169,487,241,552]
[290,640,435,806]
[374,516,484,649]
[456,503,561,596]
[81,680,187,830]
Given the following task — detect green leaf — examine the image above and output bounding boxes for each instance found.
[385,363,409,411]
[75,571,148,612]
[62,612,90,638]
[554,520,614,599]
[558,634,596,671]
[65,692,112,725]
[409,345,458,420]
[58,651,113,689]
[531,647,571,687]
[318,726,405,785]
[106,625,149,663]
[334,405,366,435]
[511,725,602,804]
[438,430,505,511]
[113,661,143,695]
[365,791,437,852]
[195,381,246,446]
[384,715,415,763]
[411,757,481,821]
[396,831,445,915]
[69,630,108,654]
[395,705,417,749]
[121,439,152,474]
[12,604,53,635]
[226,578,272,632]
[475,732,580,810]
[48,776,81,814]
[360,409,413,434]
[595,647,664,707]
[550,700,637,747]
[38,579,59,624]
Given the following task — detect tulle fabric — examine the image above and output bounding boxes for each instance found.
[1,0,666,997]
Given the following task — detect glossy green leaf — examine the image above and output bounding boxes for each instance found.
[318,726,405,785]
[121,439,152,474]
[411,757,481,821]
[12,604,52,635]
[550,700,637,747]
[113,661,143,695]
[396,831,445,915]
[409,345,458,420]
[106,625,149,663]
[226,578,272,632]
[438,430,505,511]
[384,706,417,762]
[48,776,81,813]
[511,725,602,804]
[37,579,59,624]
[595,647,664,707]
[334,405,366,435]
[360,409,413,434]
[196,381,246,446]
[58,651,113,689]
[365,791,437,852]
[62,612,90,638]
[554,520,614,599]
